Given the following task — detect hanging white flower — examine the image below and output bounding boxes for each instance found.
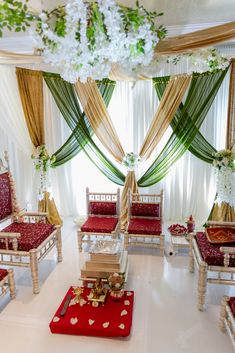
[34,0,166,83]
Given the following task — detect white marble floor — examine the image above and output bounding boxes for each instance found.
[0,218,234,353]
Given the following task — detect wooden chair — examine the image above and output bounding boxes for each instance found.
[124,190,164,256]
[189,221,235,311]
[0,152,62,294]
[220,296,235,350]
[0,268,15,301]
[77,187,120,252]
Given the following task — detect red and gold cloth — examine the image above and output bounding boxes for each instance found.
[49,287,134,337]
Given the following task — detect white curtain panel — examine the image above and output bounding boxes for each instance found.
[0,64,229,223]
[0,65,34,210]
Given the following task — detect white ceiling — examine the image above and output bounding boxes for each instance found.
[0,0,235,53]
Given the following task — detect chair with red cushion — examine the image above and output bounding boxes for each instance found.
[77,187,120,252]
[0,152,62,294]
[0,268,15,301]
[220,296,235,349]
[189,221,235,311]
[124,190,164,256]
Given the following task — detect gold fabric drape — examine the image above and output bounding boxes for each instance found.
[155,21,235,56]
[38,191,62,225]
[16,67,44,147]
[75,75,190,227]
[120,171,139,230]
[75,79,125,162]
[16,67,62,226]
[227,60,235,150]
[139,75,191,160]
[210,202,235,222]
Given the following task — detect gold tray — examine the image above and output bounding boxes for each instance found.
[206,227,235,244]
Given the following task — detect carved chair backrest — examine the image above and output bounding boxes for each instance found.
[0,152,19,224]
[207,221,235,228]
[128,190,163,222]
[86,187,120,217]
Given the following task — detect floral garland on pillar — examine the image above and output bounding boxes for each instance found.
[31,145,56,200]
[213,148,235,207]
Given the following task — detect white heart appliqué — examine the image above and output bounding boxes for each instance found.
[124,300,130,306]
[89,319,95,326]
[126,291,132,296]
[121,309,128,316]
[70,317,78,325]
[53,316,60,323]
[119,324,125,330]
[80,299,87,307]
[103,322,110,328]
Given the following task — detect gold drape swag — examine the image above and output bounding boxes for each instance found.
[16,67,62,226]
[75,75,191,228]
[75,79,125,162]
[16,67,44,147]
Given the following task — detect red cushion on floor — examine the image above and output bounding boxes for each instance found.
[196,232,235,267]
[127,218,162,235]
[0,268,8,281]
[0,172,12,221]
[0,222,55,252]
[49,287,134,337]
[81,217,118,233]
[131,203,160,217]
[229,297,235,316]
[89,202,117,216]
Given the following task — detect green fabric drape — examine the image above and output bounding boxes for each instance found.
[153,75,217,164]
[138,69,228,187]
[43,72,125,185]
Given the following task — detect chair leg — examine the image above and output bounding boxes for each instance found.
[197,262,207,311]
[189,236,195,273]
[160,234,164,257]
[220,296,229,332]
[29,250,40,294]
[56,227,63,262]
[77,230,83,252]
[7,268,16,299]
[124,232,129,250]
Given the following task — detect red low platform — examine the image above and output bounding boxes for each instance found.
[49,287,134,337]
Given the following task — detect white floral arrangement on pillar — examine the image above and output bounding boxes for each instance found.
[31,145,56,200]
[213,148,235,207]
[122,152,141,171]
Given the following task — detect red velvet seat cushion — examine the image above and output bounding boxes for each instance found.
[0,268,8,281]
[81,216,118,233]
[89,202,117,216]
[131,203,160,218]
[0,222,55,252]
[196,232,235,267]
[0,172,12,221]
[127,218,162,235]
[229,297,235,317]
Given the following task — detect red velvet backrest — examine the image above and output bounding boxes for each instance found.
[89,202,117,216]
[131,203,160,218]
[0,172,12,221]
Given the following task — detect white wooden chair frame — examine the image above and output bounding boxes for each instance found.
[220,296,235,350]
[0,152,62,294]
[77,187,120,252]
[0,268,15,300]
[189,221,235,311]
[124,190,164,256]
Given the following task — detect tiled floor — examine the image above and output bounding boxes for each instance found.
[0,218,234,353]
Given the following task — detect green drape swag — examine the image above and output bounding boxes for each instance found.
[138,68,228,187]
[43,73,125,186]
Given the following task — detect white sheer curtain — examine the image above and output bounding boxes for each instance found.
[0,65,34,209]
[0,64,229,222]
